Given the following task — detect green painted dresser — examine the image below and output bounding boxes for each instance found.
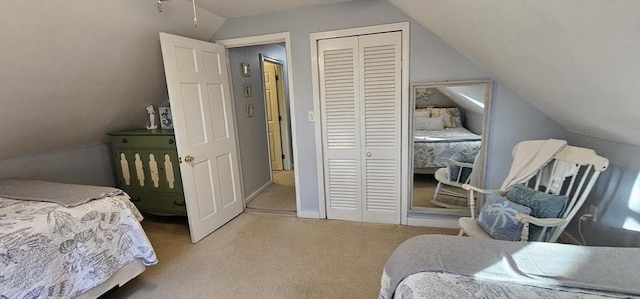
[107,129,186,216]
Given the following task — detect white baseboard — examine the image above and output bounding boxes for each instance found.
[297,210,321,219]
[407,216,460,229]
[244,180,273,204]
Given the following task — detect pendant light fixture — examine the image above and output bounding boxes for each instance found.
[192,0,199,27]
[156,0,199,28]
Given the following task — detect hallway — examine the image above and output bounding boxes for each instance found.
[246,170,296,214]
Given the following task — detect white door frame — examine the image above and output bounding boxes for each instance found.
[310,22,410,224]
[216,33,305,218]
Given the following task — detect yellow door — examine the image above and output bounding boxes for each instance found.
[263,61,284,171]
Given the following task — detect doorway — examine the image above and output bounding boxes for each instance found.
[246,55,296,214]
[216,34,299,215]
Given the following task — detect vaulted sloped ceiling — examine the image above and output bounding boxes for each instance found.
[389,0,640,146]
[1,0,638,161]
[191,0,350,18]
[0,0,223,159]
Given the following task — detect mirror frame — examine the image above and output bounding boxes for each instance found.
[408,79,493,215]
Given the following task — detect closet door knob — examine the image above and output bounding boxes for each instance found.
[366,152,372,157]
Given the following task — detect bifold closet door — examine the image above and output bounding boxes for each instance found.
[318,31,401,224]
[319,36,362,222]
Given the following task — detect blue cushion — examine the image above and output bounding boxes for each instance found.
[448,150,478,182]
[506,184,568,240]
[476,193,532,241]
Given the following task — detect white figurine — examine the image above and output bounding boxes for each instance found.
[146,104,158,129]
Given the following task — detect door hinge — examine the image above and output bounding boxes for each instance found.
[275,75,279,80]
[281,154,285,159]
[279,115,282,121]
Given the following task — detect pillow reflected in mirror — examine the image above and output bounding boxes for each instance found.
[415,116,444,131]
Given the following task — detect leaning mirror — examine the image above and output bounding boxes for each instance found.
[409,80,492,216]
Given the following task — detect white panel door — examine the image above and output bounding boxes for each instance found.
[359,32,402,224]
[319,32,402,224]
[318,36,361,222]
[159,33,243,243]
[263,61,284,171]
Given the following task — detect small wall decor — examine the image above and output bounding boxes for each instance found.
[145,104,158,129]
[243,83,252,97]
[159,106,173,129]
[246,104,254,117]
[415,87,435,101]
[241,62,251,77]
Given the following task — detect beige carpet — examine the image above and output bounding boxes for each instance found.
[413,174,468,210]
[107,213,458,298]
[246,171,467,212]
[246,170,296,212]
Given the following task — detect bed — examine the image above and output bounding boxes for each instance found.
[0,179,158,298]
[413,107,481,174]
[379,235,640,299]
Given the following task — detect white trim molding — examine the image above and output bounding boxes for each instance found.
[216,32,303,218]
[297,210,321,219]
[407,216,460,229]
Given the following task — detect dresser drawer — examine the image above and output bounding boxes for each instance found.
[111,135,176,149]
[127,190,186,216]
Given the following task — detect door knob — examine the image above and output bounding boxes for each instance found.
[184,155,195,162]
[366,152,372,157]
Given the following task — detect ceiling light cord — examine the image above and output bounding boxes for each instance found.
[192,0,199,27]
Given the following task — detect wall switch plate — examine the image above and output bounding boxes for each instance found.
[308,111,315,122]
[589,205,598,222]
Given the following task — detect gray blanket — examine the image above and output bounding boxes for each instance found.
[0,179,122,207]
[379,235,640,299]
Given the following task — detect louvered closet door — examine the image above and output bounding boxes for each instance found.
[359,32,402,224]
[318,36,362,222]
[319,31,401,223]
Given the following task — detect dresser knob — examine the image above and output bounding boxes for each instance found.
[121,138,128,144]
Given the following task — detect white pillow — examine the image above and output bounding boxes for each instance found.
[415,116,444,131]
[414,108,431,118]
[430,107,461,128]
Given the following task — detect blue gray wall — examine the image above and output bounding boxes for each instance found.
[0,144,116,186]
[228,44,287,198]
[565,133,640,247]
[484,85,568,188]
[213,0,565,213]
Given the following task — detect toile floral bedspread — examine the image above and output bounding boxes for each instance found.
[392,271,633,299]
[0,193,158,298]
[413,127,481,168]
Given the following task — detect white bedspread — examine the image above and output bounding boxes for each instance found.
[380,235,640,299]
[0,193,158,298]
[0,179,123,207]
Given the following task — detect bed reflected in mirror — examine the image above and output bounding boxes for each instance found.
[410,80,492,215]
